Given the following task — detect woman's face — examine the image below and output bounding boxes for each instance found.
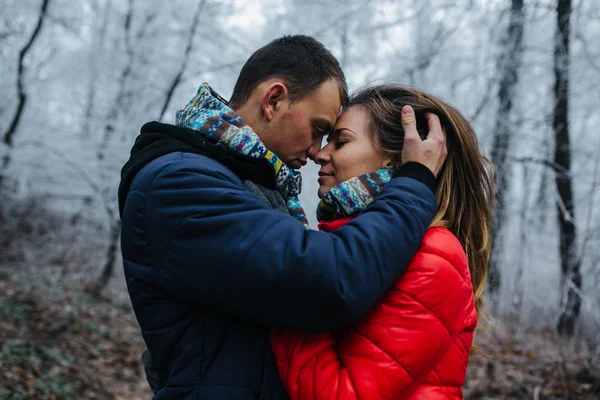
[315,106,391,198]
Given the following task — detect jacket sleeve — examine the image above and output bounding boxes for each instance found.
[270,237,475,400]
[133,153,437,332]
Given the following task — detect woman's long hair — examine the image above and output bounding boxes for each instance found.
[348,84,494,321]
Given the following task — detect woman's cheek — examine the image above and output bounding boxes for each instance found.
[337,150,354,181]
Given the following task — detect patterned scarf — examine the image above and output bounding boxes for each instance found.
[317,169,393,222]
[176,83,308,225]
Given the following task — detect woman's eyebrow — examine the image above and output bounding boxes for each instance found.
[332,128,358,136]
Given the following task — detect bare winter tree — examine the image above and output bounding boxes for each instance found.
[96,0,135,162]
[510,162,531,331]
[488,0,524,298]
[81,0,112,138]
[553,0,581,336]
[92,0,207,296]
[339,15,349,70]
[158,0,205,121]
[90,215,121,297]
[88,0,136,298]
[1,0,51,189]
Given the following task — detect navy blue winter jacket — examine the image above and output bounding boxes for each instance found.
[121,147,437,399]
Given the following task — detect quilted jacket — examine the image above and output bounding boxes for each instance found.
[271,220,477,400]
[119,121,439,399]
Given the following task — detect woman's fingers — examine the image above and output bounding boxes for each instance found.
[400,107,448,177]
[401,106,420,141]
[425,112,448,177]
[425,112,445,144]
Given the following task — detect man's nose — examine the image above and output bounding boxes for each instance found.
[307,141,322,161]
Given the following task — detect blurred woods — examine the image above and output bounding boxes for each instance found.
[0,0,599,398]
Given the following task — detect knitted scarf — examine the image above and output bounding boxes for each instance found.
[176,83,308,225]
[316,169,393,222]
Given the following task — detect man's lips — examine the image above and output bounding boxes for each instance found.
[288,159,307,169]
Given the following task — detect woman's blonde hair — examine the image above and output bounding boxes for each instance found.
[349,84,494,321]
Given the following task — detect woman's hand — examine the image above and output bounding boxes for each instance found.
[400,106,447,177]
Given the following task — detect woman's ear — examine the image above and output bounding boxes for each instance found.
[261,83,287,122]
[382,157,396,170]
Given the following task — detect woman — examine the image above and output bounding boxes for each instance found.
[270,84,493,399]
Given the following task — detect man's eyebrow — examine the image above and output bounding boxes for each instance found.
[314,118,333,133]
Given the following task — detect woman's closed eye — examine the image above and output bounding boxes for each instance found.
[335,140,348,149]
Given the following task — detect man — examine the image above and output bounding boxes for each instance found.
[119,35,446,399]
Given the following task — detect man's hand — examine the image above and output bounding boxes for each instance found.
[400,106,447,177]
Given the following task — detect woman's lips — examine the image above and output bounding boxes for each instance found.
[317,172,334,183]
[318,171,334,176]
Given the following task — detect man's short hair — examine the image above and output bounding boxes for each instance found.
[229,35,348,109]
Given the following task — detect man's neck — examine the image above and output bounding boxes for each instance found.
[232,103,266,142]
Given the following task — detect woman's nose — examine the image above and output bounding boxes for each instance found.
[314,147,331,166]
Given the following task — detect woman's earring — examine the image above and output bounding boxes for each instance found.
[382,160,396,171]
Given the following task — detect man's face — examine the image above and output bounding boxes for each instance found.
[264,79,342,169]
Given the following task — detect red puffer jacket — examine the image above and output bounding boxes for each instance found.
[271,218,477,400]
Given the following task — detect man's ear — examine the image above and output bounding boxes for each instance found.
[261,83,288,122]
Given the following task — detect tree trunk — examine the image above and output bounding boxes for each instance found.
[340,16,349,70]
[510,164,530,332]
[553,0,580,336]
[488,0,524,297]
[158,0,205,121]
[1,0,51,189]
[81,0,112,138]
[96,0,134,162]
[90,220,121,297]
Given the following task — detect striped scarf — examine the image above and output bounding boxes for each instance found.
[317,169,393,222]
[176,83,308,225]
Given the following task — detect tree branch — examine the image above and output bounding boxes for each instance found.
[2,0,51,147]
[158,0,205,121]
[15,140,116,225]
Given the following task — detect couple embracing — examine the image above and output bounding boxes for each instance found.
[119,35,493,400]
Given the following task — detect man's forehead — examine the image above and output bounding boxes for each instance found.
[311,102,341,132]
[309,80,342,122]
